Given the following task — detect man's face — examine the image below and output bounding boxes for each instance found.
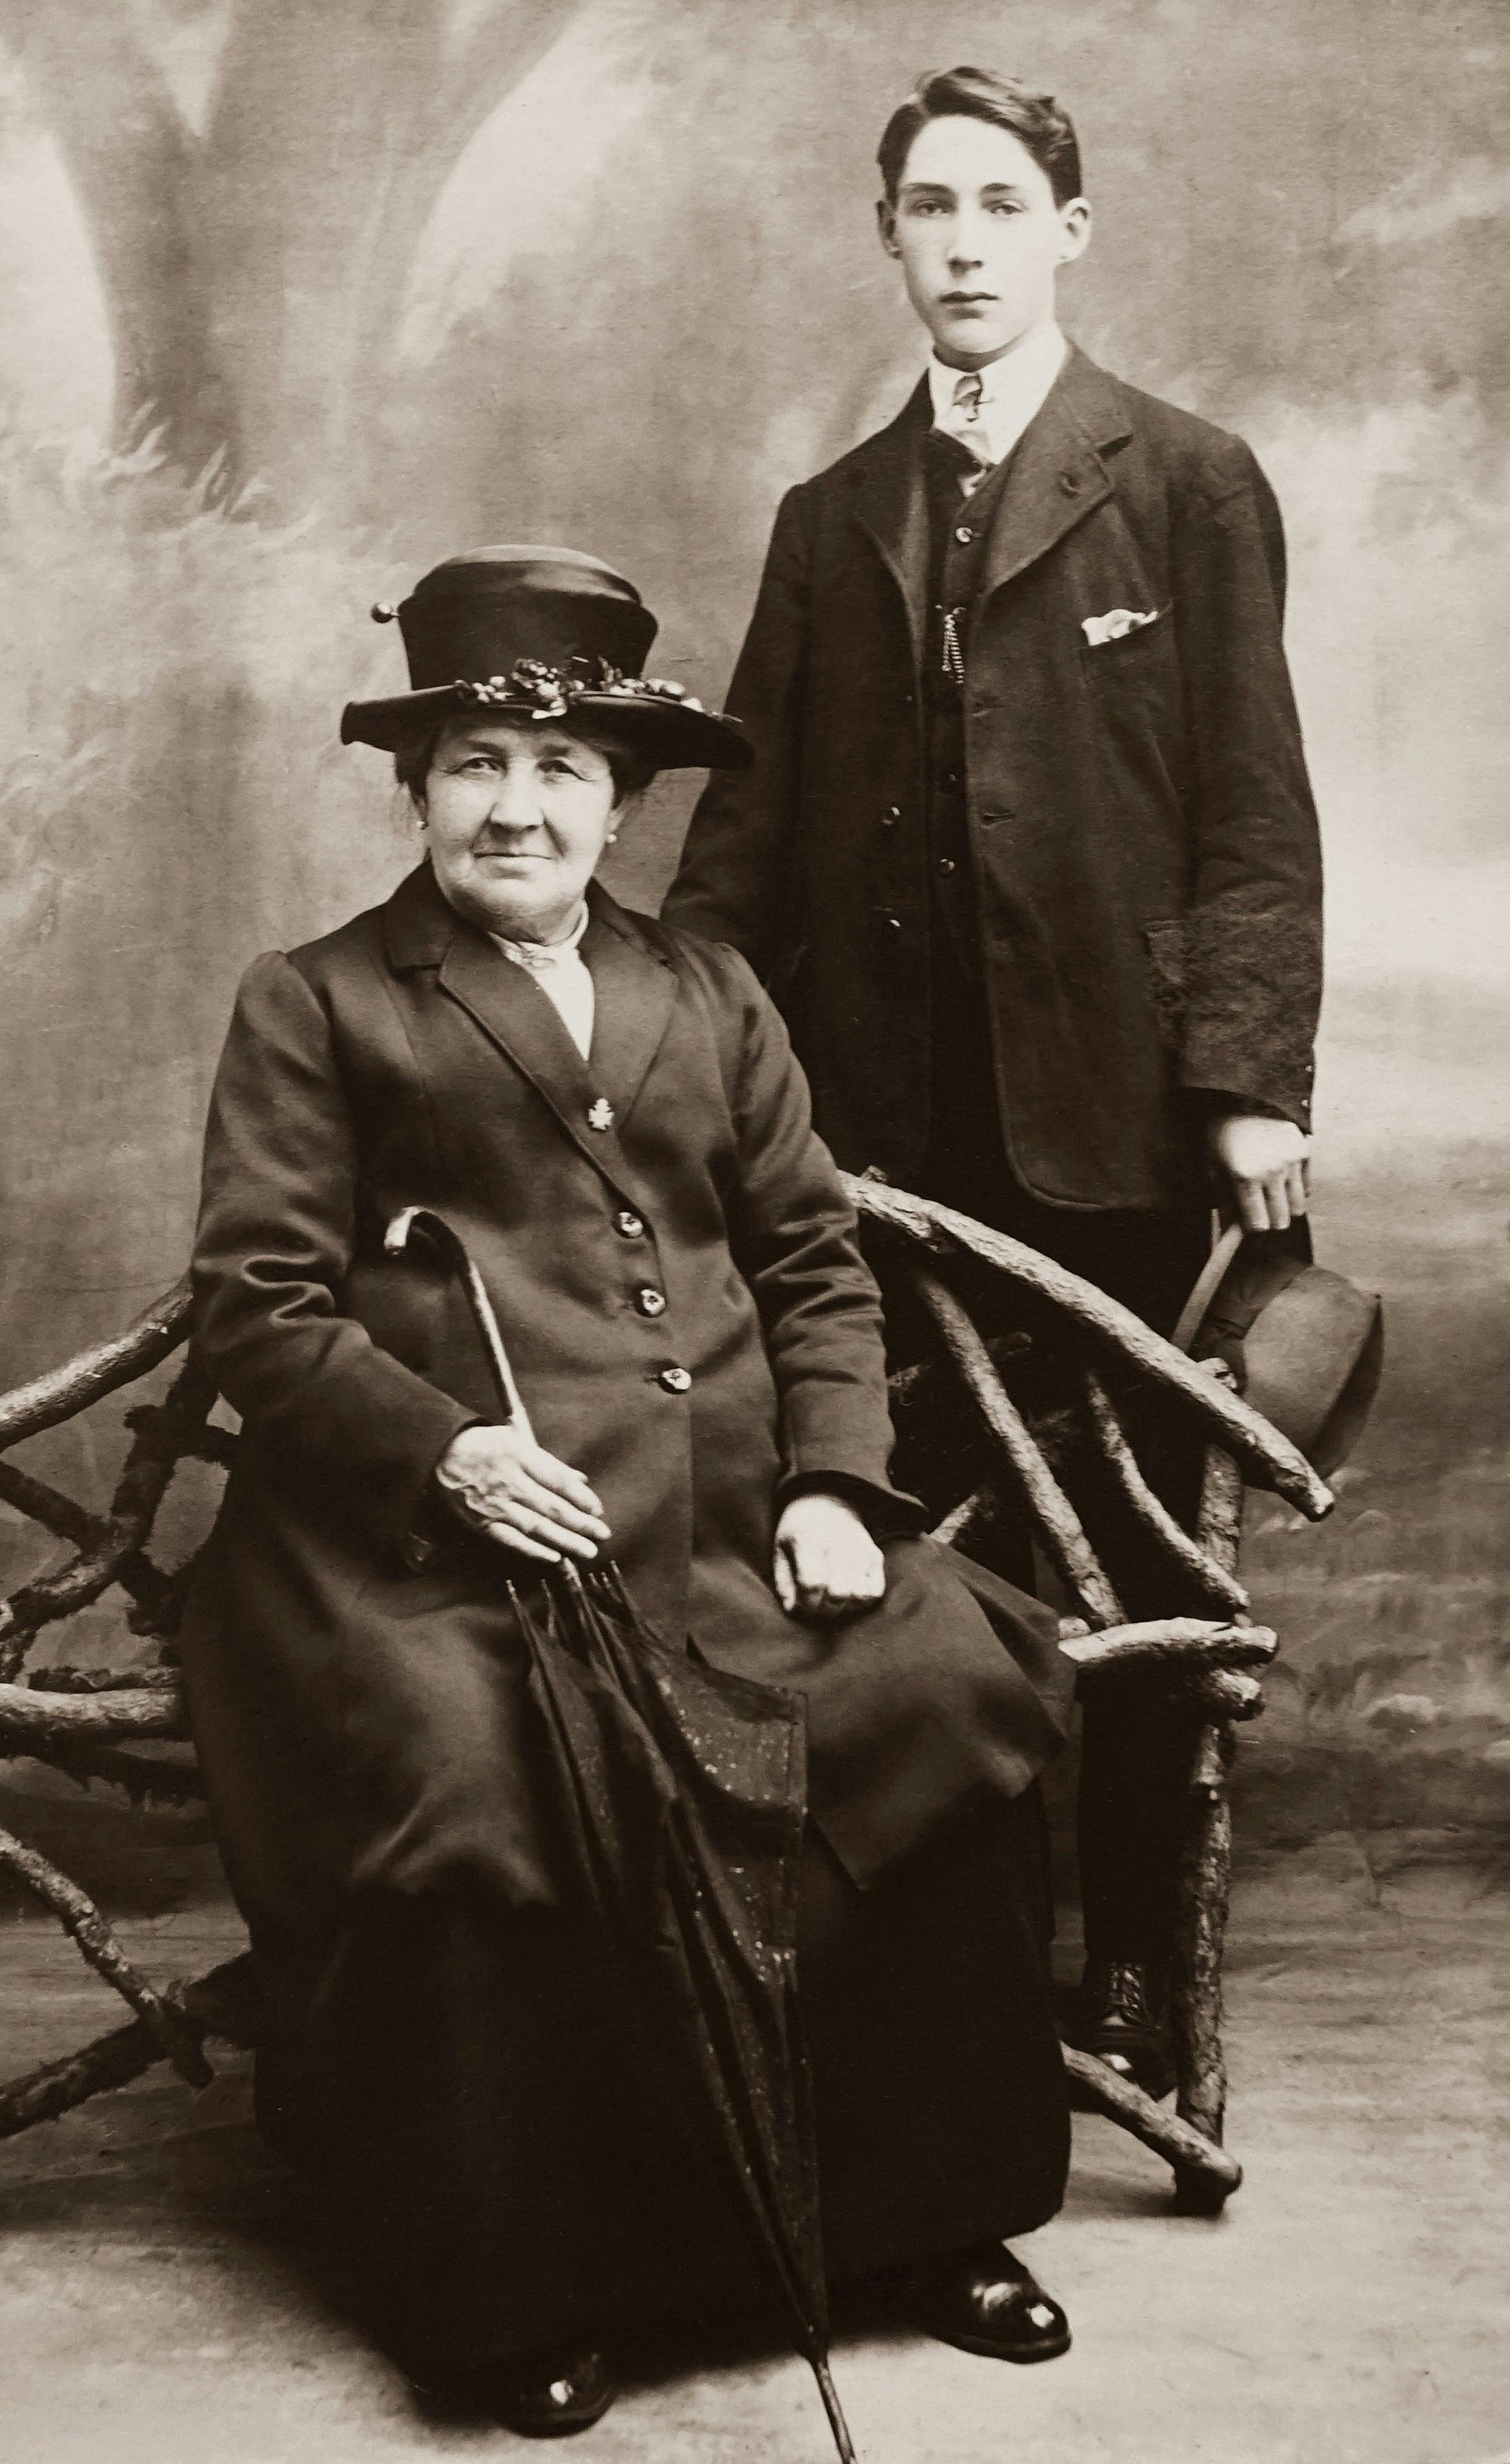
[879,115,1090,368]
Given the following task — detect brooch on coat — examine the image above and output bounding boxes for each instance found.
[1082,607,1162,646]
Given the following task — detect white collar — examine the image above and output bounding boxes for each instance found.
[927,320,1068,463]
[490,900,590,972]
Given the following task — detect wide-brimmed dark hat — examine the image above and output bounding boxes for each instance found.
[1173,1224,1384,1479]
[340,544,752,772]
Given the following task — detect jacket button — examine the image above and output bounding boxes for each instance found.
[1058,471,1081,497]
[936,856,957,875]
[658,1366,691,1393]
[881,806,900,827]
[614,1208,645,1239]
[636,1287,667,1318]
[954,524,974,544]
[586,1096,615,1131]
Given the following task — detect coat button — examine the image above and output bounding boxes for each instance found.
[954,524,974,544]
[586,1096,615,1131]
[658,1366,691,1393]
[636,1287,667,1318]
[1058,471,1081,497]
[881,806,900,827]
[936,856,957,875]
[614,1209,645,1239]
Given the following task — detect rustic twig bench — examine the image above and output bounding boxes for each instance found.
[0,1178,1332,2215]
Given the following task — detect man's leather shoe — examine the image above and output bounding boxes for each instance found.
[483,2348,620,2437]
[1072,1958,1176,2101]
[909,2242,1071,2362]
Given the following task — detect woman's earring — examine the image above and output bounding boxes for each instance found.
[606,829,619,844]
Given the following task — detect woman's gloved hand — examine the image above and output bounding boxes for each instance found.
[435,1424,612,1565]
[772,1492,887,1622]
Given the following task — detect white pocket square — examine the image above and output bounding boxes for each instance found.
[1082,607,1161,647]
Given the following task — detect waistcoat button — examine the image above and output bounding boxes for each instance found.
[658,1366,692,1393]
[636,1287,667,1318]
[936,856,957,875]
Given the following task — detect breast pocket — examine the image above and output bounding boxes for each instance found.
[1082,605,1181,750]
[1082,606,1171,673]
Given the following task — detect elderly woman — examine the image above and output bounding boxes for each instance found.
[182,547,1075,2436]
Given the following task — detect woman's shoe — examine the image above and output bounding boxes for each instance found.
[483,2348,620,2437]
[909,2242,1071,2362]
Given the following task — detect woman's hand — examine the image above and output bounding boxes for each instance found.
[435,1424,611,1565]
[772,1493,887,1622]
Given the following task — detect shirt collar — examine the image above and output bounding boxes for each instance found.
[927,319,1068,462]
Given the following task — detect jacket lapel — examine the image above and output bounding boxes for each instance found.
[850,377,932,676]
[975,345,1134,609]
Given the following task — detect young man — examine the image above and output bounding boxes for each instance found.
[663,66,1323,2091]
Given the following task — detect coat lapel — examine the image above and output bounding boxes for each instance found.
[383,863,678,1179]
[579,884,680,1127]
[850,377,932,676]
[975,346,1134,609]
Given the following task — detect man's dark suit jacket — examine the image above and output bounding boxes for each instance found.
[664,346,1323,1213]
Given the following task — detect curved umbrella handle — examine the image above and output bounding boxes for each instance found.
[384,1206,536,1444]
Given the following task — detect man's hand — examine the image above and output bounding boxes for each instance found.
[772,1492,887,1622]
[435,1424,611,1564]
[1208,1112,1312,1234]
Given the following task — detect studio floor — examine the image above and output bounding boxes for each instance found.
[1,1836,1506,2464]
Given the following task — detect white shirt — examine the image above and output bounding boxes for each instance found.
[489,902,594,1059]
[927,319,1068,469]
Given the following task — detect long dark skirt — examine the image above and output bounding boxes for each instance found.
[251,1789,1069,2378]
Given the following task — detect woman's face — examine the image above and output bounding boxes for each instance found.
[419,716,620,941]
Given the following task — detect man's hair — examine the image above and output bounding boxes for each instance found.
[877,67,1082,208]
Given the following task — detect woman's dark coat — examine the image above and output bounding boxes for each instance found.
[664,347,1324,1211]
[181,861,1071,2366]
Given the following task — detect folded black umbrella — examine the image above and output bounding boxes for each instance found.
[386,1206,857,2462]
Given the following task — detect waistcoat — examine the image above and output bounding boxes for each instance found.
[922,435,1019,972]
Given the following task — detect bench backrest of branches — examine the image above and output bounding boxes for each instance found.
[0,1184,1332,2212]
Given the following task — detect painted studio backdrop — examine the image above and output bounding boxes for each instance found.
[1,0,1507,1864]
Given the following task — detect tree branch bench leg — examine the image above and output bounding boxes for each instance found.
[1168,1439,1247,2205]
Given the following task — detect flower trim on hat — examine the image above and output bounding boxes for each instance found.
[454,656,703,723]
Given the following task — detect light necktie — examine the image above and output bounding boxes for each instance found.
[934,371,995,507]
[943,370,995,471]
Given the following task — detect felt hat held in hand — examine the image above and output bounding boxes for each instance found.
[1172,1224,1383,1479]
